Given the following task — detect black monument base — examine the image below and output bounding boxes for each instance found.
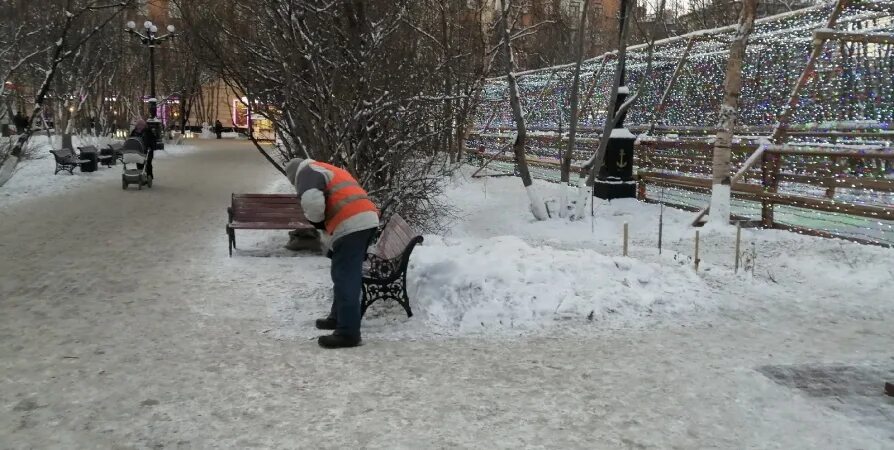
[147,119,165,150]
[593,179,637,200]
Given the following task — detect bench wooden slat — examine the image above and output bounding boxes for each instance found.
[233,194,298,199]
[234,193,297,197]
[233,205,303,214]
[234,201,300,207]
[232,209,302,216]
[233,213,302,219]
[227,193,313,256]
[229,222,313,230]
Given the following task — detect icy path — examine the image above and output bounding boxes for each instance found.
[1,142,892,448]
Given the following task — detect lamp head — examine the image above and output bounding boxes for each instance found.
[144,20,153,30]
[126,21,136,30]
[167,25,176,33]
[150,25,158,33]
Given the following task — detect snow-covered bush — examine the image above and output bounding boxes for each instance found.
[175,0,488,230]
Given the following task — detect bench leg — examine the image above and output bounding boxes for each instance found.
[360,276,413,319]
[227,226,234,257]
[399,272,414,318]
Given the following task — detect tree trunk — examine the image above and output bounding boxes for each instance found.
[500,0,547,220]
[571,0,634,220]
[559,0,591,217]
[709,0,758,226]
[0,15,73,187]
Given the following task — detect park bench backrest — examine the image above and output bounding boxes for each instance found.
[51,149,76,161]
[78,145,97,153]
[109,143,123,152]
[372,213,421,261]
[230,194,303,224]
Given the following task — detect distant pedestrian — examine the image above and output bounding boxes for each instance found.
[13,111,29,134]
[131,119,156,180]
[214,120,223,139]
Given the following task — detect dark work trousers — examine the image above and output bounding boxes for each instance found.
[328,228,376,338]
[145,148,154,178]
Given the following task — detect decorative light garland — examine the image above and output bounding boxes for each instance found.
[473,2,894,246]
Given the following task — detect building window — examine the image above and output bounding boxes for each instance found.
[569,1,581,20]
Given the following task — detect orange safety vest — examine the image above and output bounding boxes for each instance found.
[311,161,378,235]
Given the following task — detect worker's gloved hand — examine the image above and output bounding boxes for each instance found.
[310,220,325,231]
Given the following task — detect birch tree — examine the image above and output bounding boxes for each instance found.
[498,0,549,220]
[708,0,759,226]
[559,0,591,218]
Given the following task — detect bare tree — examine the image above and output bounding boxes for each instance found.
[708,0,759,225]
[571,0,652,220]
[499,0,549,220]
[559,0,591,218]
[0,0,135,187]
[175,0,490,228]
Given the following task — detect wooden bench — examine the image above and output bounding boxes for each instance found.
[361,213,423,318]
[227,195,423,318]
[226,193,313,257]
[78,145,114,168]
[50,149,89,175]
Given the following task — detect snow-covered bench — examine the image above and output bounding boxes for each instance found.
[226,193,313,257]
[361,213,423,318]
[50,149,88,175]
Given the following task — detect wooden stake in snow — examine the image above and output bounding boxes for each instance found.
[734,221,742,273]
[694,231,701,272]
[623,222,629,257]
[658,187,665,255]
[709,0,758,226]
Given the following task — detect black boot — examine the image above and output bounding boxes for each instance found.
[318,333,361,349]
[315,316,337,330]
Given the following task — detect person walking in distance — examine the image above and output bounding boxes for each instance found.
[130,119,156,180]
[285,158,379,349]
[214,120,223,139]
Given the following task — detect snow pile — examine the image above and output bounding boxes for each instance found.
[257,166,892,339]
[408,234,710,333]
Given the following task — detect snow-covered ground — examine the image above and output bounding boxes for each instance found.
[1,140,892,448]
[0,136,198,209]
[254,168,893,341]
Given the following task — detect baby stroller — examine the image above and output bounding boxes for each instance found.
[121,137,152,190]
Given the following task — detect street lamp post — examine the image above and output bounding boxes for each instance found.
[126,20,176,150]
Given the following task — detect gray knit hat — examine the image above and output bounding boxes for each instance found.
[284,158,304,186]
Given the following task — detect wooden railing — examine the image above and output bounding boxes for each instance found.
[636,140,894,246]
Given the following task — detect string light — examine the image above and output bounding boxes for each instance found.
[474,2,894,246]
